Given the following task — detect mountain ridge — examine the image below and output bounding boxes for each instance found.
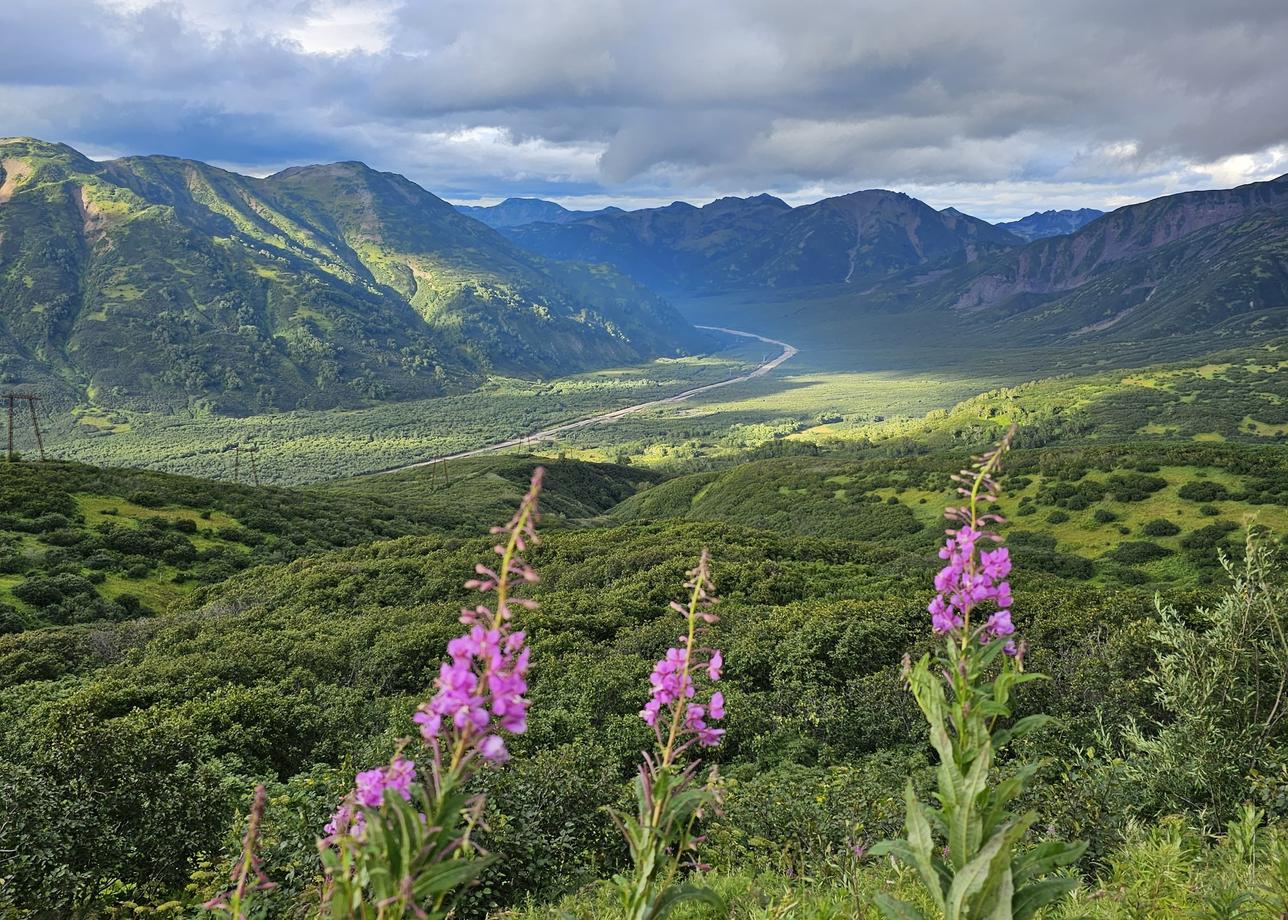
[993,208,1105,241]
[455,197,624,228]
[849,174,1288,343]
[501,189,1020,293]
[0,138,701,415]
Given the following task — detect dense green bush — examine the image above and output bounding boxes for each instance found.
[1178,480,1230,502]
[1105,541,1174,565]
[0,517,1169,912]
[0,434,1284,915]
[1124,532,1288,822]
[1142,519,1182,537]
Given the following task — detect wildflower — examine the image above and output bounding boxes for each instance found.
[708,691,725,720]
[321,463,544,909]
[413,468,542,769]
[871,426,1086,919]
[613,550,726,919]
[927,432,1021,650]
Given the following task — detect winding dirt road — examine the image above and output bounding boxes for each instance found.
[373,326,798,475]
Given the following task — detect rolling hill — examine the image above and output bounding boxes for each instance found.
[0,139,701,414]
[502,190,1021,293]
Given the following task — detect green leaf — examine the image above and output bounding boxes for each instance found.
[649,883,724,920]
[903,781,946,909]
[873,893,927,920]
[1013,877,1081,920]
[1013,839,1087,884]
[944,815,1033,920]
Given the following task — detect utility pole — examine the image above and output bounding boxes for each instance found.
[3,393,45,461]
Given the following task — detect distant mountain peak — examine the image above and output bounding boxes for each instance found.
[454,196,617,229]
[995,208,1105,241]
[501,185,1020,293]
[703,193,791,211]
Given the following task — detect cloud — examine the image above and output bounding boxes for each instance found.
[2,0,1287,218]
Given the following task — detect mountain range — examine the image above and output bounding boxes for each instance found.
[866,174,1288,341]
[993,208,1104,241]
[0,138,700,414]
[492,191,1020,293]
[5,135,1287,421]
[464,179,1288,345]
[458,197,1104,244]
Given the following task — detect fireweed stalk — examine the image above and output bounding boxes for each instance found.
[609,550,725,920]
[871,430,1085,920]
[204,785,276,920]
[318,468,545,919]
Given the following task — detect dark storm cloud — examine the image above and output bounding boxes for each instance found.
[3,0,1287,217]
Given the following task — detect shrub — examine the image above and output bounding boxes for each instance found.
[1106,473,1168,502]
[1106,542,1174,565]
[1181,521,1239,553]
[1142,519,1181,537]
[12,573,97,609]
[1047,510,1070,524]
[1123,531,1288,822]
[1178,480,1230,503]
[1094,509,1118,524]
[0,603,26,634]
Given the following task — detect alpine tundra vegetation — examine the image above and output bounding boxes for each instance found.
[3,1,1288,916]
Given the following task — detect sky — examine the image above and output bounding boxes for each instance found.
[3,0,1288,220]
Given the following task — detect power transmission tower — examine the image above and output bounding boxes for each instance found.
[3,393,45,461]
[229,444,260,486]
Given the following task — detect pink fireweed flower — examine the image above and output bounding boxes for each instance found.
[326,756,416,840]
[614,551,726,917]
[639,550,725,753]
[930,430,1021,652]
[323,468,545,842]
[416,470,542,767]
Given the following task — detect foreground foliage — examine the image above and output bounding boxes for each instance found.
[0,429,1283,916]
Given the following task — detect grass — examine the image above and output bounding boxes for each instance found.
[501,818,1288,919]
[77,494,237,531]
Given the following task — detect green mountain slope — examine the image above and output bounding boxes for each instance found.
[0,138,700,414]
[503,190,1020,293]
[857,174,1288,342]
[0,454,657,632]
